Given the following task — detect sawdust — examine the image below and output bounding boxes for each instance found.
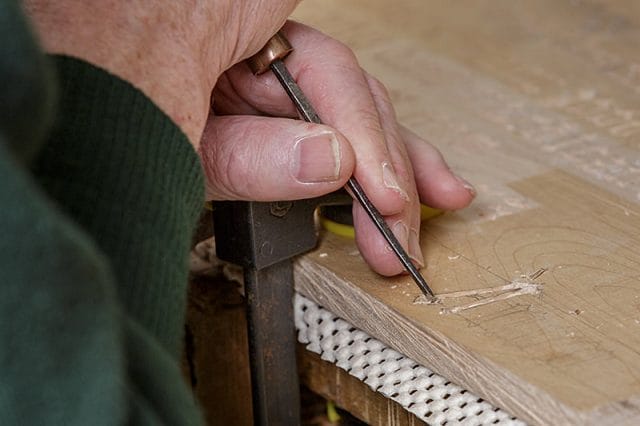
[413,268,546,314]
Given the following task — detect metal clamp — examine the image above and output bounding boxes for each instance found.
[213,192,349,425]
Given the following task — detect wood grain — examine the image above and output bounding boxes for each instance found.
[298,347,425,426]
[185,276,253,426]
[292,1,640,424]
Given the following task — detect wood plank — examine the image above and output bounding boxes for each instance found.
[184,276,253,426]
[298,347,424,426]
[292,1,640,424]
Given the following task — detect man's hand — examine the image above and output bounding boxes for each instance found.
[25,2,475,276]
[203,21,475,275]
[23,0,301,144]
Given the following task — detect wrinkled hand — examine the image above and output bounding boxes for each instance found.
[24,0,300,144]
[202,21,475,275]
[25,1,475,276]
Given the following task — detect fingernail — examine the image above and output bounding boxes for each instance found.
[409,229,425,267]
[392,221,409,253]
[454,174,477,198]
[293,132,341,183]
[382,162,410,201]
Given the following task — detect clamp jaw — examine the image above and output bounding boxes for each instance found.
[213,192,349,425]
[214,199,319,271]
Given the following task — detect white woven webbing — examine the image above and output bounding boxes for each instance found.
[294,293,526,426]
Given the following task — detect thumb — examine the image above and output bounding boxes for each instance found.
[199,115,355,201]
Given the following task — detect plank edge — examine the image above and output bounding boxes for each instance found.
[294,256,587,425]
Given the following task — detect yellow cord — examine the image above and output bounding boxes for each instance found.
[326,400,341,423]
[322,204,443,239]
[320,217,356,239]
[420,204,443,221]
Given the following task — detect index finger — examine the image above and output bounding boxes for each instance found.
[218,21,410,216]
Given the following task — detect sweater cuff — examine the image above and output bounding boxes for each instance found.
[33,55,204,355]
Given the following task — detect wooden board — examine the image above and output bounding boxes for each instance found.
[184,277,253,426]
[291,1,640,424]
[298,347,424,426]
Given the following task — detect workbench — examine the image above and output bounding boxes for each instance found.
[186,1,640,425]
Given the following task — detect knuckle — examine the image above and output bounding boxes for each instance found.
[317,37,360,70]
[356,107,385,141]
[366,74,395,114]
[325,36,355,59]
[366,74,388,97]
[200,126,255,199]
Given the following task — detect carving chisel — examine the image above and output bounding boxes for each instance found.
[247,32,435,300]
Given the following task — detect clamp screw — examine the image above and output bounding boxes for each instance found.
[270,201,293,217]
[259,241,274,257]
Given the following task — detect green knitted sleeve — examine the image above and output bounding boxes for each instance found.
[32,56,205,356]
[0,0,205,424]
[30,56,206,423]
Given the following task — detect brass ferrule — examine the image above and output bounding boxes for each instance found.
[246,32,293,75]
